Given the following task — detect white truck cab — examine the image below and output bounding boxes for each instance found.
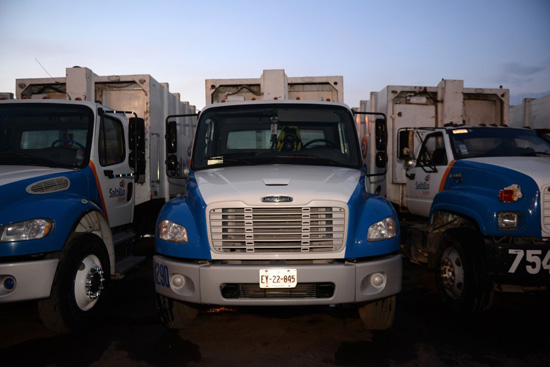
[154,100,402,330]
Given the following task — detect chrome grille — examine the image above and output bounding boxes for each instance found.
[543,185,550,233]
[210,206,346,253]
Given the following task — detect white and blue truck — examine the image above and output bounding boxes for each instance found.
[0,67,195,333]
[153,98,402,330]
[360,80,550,313]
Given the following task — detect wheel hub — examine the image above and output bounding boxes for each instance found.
[439,248,465,299]
[75,254,105,311]
[86,266,105,300]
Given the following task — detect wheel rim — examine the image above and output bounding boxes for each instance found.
[439,247,465,300]
[74,254,105,311]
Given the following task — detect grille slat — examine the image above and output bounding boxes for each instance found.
[543,185,550,233]
[210,206,346,253]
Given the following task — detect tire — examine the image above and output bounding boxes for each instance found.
[357,295,396,331]
[435,230,494,314]
[156,294,199,329]
[38,233,110,333]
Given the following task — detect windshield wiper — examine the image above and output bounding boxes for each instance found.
[278,154,319,159]
[0,152,57,166]
[520,151,550,156]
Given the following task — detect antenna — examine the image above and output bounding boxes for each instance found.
[35,58,59,83]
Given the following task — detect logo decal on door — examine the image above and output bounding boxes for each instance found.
[109,180,127,202]
[415,175,430,190]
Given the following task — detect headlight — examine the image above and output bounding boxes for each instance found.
[157,219,188,243]
[498,212,518,230]
[367,217,398,241]
[0,219,54,242]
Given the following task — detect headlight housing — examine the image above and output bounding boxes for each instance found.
[0,219,54,242]
[157,219,188,243]
[367,217,398,241]
[497,212,519,230]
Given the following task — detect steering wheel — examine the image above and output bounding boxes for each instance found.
[303,139,337,149]
[51,139,85,150]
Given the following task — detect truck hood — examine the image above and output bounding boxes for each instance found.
[467,157,550,188]
[194,165,361,206]
[0,166,70,186]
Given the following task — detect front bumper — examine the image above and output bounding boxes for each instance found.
[486,241,550,287]
[0,259,59,302]
[154,254,402,306]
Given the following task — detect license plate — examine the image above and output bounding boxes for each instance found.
[259,269,297,288]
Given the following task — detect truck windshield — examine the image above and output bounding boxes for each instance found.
[191,103,362,171]
[0,103,93,169]
[450,127,550,159]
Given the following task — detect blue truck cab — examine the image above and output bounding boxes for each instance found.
[0,99,147,333]
[400,125,550,312]
[154,100,402,330]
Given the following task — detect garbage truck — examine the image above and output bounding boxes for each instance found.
[359,79,550,313]
[153,99,402,331]
[0,66,195,333]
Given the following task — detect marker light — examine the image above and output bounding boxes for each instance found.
[499,184,522,202]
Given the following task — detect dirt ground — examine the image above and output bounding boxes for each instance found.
[1,240,549,367]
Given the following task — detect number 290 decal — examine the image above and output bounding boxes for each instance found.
[154,262,170,288]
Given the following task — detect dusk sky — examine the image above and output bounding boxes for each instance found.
[1,0,548,109]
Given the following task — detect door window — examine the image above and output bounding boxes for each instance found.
[417,133,447,166]
[99,116,125,166]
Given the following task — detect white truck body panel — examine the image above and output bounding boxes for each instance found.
[15,67,196,204]
[359,79,510,208]
[510,96,550,129]
[205,69,343,105]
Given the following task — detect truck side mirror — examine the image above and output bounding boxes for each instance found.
[129,117,146,176]
[375,118,387,151]
[402,147,415,169]
[166,121,177,154]
[166,155,177,171]
[375,151,387,168]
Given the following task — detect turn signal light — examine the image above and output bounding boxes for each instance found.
[499,184,522,202]
[499,189,515,202]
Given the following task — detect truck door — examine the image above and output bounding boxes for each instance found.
[96,114,134,227]
[405,131,449,217]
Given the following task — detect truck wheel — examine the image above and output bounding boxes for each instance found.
[156,294,199,329]
[435,231,493,314]
[38,233,110,333]
[357,295,396,331]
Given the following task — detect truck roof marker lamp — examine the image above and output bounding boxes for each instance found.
[499,184,522,203]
